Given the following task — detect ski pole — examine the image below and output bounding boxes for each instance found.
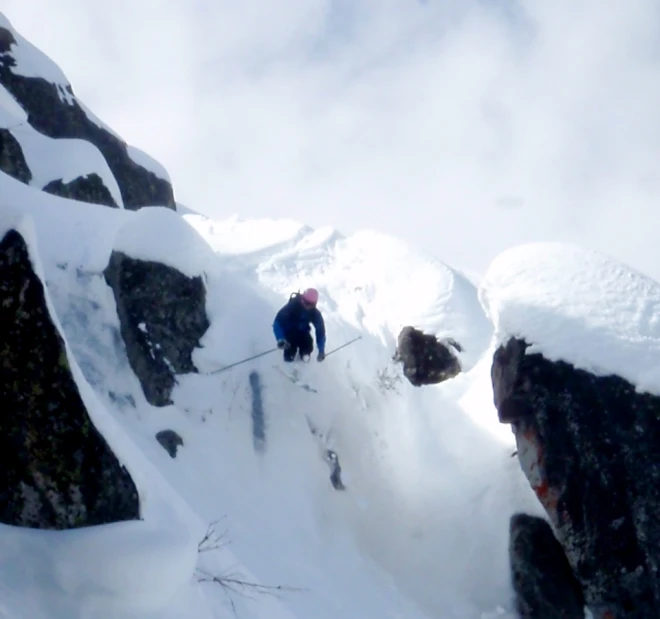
[325,335,362,358]
[208,347,279,375]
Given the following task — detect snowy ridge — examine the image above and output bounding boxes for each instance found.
[0,13,73,103]
[184,212,314,262]
[0,10,170,204]
[480,242,660,396]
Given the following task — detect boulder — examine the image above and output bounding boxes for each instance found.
[493,337,660,618]
[395,326,461,386]
[104,251,210,407]
[155,430,184,459]
[0,227,140,529]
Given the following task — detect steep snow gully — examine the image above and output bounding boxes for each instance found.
[125,210,541,619]
[34,195,540,619]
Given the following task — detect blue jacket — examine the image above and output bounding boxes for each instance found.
[273,294,326,353]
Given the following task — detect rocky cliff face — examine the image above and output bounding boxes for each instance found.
[509,513,584,619]
[104,251,210,407]
[0,22,174,210]
[0,128,30,183]
[493,337,660,619]
[0,226,140,529]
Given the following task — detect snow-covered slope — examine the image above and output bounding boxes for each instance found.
[7,9,652,618]
[0,147,550,619]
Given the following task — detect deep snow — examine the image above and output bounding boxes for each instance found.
[480,241,660,396]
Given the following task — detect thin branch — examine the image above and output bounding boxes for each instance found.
[196,518,306,617]
[198,518,230,553]
[195,568,303,596]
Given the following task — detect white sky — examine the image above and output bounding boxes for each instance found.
[4,0,660,280]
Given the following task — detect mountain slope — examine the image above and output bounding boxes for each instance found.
[7,8,660,619]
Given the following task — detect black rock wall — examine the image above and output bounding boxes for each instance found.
[493,337,660,618]
[104,251,210,407]
[0,228,140,529]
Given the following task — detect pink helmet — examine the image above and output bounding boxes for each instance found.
[301,287,319,305]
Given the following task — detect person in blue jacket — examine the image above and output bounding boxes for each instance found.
[273,288,326,362]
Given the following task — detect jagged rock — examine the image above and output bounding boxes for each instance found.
[43,174,117,207]
[509,513,584,618]
[0,129,31,183]
[394,326,461,386]
[0,26,174,210]
[155,430,184,458]
[0,227,140,529]
[493,337,660,618]
[104,251,210,407]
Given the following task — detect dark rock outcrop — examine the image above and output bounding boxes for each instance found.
[104,251,210,407]
[0,129,31,183]
[0,227,140,529]
[509,513,584,618]
[0,26,174,210]
[394,326,461,386]
[43,174,117,207]
[493,337,660,618]
[155,430,184,458]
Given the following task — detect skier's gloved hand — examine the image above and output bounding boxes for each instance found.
[277,339,290,350]
[317,351,326,362]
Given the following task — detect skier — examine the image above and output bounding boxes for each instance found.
[273,288,326,363]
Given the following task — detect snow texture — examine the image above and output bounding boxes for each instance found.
[480,242,660,396]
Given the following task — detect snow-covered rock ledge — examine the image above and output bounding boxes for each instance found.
[0,12,175,210]
[480,242,660,619]
[104,208,214,406]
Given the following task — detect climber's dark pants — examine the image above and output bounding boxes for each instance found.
[283,331,314,362]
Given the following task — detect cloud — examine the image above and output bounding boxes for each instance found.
[4,0,660,279]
